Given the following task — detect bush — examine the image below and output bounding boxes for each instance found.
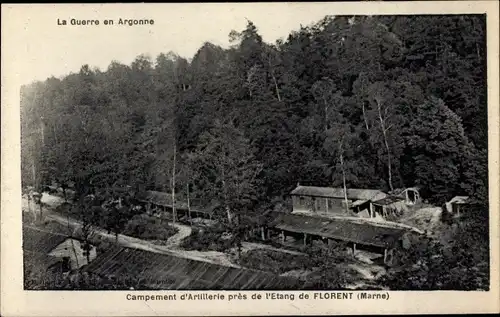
[90,235,114,253]
[180,226,235,252]
[122,214,178,241]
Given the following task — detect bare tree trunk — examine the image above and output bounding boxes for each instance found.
[31,159,36,189]
[266,53,282,102]
[376,99,394,191]
[362,102,370,130]
[86,244,90,264]
[187,183,192,226]
[39,202,43,223]
[339,138,349,213]
[323,96,329,132]
[171,143,177,224]
[270,71,282,102]
[67,211,79,268]
[53,124,58,145]
[221,168,232,224]
[40,117,45,147]
[27,195,31,213]
[27,195,35,223]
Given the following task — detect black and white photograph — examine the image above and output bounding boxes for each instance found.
[2,2,499,315]
[16,10,492,292]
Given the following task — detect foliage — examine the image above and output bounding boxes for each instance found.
[180,226,235,252]
[122,214,178,241]
[21,16,487,208]
[302,242,354,290]
[382,214,489,290]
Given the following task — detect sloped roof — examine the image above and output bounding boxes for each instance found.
[448,196,470,204]
[391,187,420,196]
[372,196,405,206]
[23,226,69,254]
[136,191,217,214]
[83,246,304,290]
[23,226,70,271]
[272,213,407,249]
[290,186,387,201]
[24,249,61,270]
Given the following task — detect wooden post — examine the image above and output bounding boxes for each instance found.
[353,243,357,256]
[384,248,388,264]
[261,227,265,241]
[187,184,192,226]
[281,230,285,243]
[303,233,308,246]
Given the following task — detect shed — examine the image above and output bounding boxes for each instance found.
[23,226,97,272]
[290,186,387,201]
[445,196,470,218]
[371,196,407,219]
[392,187,421,205]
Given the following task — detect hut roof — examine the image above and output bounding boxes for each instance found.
[83,246,304,290]
[448,196,470,204]
[272,213,407,249]
[136,191,217,214]
[23,226,69,254]
[290,186,387,201]
[372,196,405,206]
[23,226,71,270]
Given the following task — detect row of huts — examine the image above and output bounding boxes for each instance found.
[32,182,471,268]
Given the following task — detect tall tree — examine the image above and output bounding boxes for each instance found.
[188,120,262,224]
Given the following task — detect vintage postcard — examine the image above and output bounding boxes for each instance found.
[1,1,499,316]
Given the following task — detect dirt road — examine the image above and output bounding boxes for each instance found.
[24,193,317,268]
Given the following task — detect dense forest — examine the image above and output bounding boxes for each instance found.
[21,15,487,206]
[20,14,490,290]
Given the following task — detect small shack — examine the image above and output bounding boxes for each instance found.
[48,237,97,270]
[445,196,470,218]
[23,226,97,273]
[370,196,408,219]
[392,187,421,205]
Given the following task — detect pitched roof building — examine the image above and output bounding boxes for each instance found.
[23,226,97,272]
[290,186,387,201]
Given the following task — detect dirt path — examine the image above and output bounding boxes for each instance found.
[27,193,237,267]
[24,193,305,268]
[46,212,238,267]
[165,223,192,248]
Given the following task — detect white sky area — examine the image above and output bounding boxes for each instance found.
[4,3,339,85]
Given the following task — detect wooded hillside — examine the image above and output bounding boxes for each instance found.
[21,15,488,214]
